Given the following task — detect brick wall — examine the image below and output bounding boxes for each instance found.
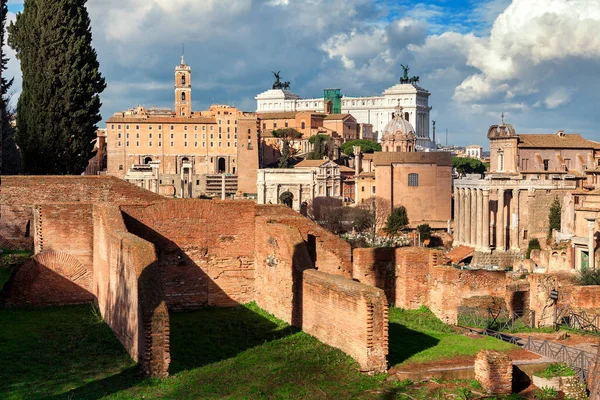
[395,247,433,309]
[352,247,396,304]
[93,204,170,377]
[302,269,388,373]
[121,200,256,310]
[0,176,160,249]
[474,350,512,395]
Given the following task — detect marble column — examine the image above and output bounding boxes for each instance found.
[476,189,484,250]
[511,189,520,251]
[496,188,505,251]
[454,187,461,245]
[586,217,596,271]
[459,188,466,244]
[470,188,478,246]
[465,188,472,246]
[482,190,490,251]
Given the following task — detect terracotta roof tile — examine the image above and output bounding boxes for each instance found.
[294,160,327,168]
[446,245,475,264]
[323,114,353,121]
[373,151,452,166]
[518,134,600,149]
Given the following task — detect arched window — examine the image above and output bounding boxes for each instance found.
[181,92,186,101]
[408,173,419,187]
[301,121,306,129]
[404,112,409,121]
[181,75,186,85]
[144,157,152,164]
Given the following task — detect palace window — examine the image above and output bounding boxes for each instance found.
[184,126,188,131]
[126,133,130,139]
[158,141,162,146]
[210,126,214,131]
[408,173,419,187]
[543,159,549,171]
[273,122,277,128]
[170,141,174,147]
[301,121,306,129]
[158,125,161,130]
[170,133,174,139]
[194,142,198,147]
[118,133,122,139]
[184,133,187,139]
[136,133,139,139]
[149,141,152,147]
[158,133,162,139]
[126,125,129,130]
[184,142,187,147]
[136,125,139,130]
[118,125,121,129]
[203,126,206,130]
[119,165,123,170]
[170,125,174,130]
[118,141,121,147]
[149,133,152,139]
[148,125,152,130]
[285,121,288,128]
[126,141,129,146]
[194,126,198,131]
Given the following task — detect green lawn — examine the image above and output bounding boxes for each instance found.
[388,306,517,367]
[0,302,519,399]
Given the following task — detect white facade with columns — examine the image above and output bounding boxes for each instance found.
[255,83,434,149]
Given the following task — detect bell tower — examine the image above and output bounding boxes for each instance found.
[175,55,191,117]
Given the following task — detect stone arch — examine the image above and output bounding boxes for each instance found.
[33,251,92,291]
[279,191,294,208]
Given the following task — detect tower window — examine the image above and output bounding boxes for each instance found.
[181,75,186,85]
[408,173,419,187]
[181,92,186,101]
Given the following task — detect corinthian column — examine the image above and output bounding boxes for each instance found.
[476,189,484,250]
[471,188,478,247]
[496,188,505,251]
[465,188,472,246]
[511,189,520,251]
[454,187,461,245]
[482,190,490,252]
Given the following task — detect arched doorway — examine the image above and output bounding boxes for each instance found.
[144,157,152,164]
[217,157,226,173]
[279,191,294,208]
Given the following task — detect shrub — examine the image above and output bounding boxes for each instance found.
[383,206,409,236]
[535,363,575,379]
[576,268,600,286]
[534,386,559,400]
[548,197,561,239]
[417,223,432,243]
[526,238,541,259]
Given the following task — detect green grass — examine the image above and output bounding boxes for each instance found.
[0,303,522,399]
[388,306,516,366]
[535,363,575,379]
[0,250,31,290]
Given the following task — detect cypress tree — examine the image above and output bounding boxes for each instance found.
[8,0,105,174]
[0,0,21,174]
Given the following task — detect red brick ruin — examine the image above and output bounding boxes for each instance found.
[4,176,600,379]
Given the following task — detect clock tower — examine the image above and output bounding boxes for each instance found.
[175,56,191,117]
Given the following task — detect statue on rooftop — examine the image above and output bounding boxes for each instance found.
[399,64,420,85]
[272,71,289,90]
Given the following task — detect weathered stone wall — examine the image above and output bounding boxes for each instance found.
[474,350,512,395]
[0,176,160,249]
[352,247,395,304]
[121,200,256,310]
[395,248,434,309]
[93,204,170,377]
[302,269,388,374]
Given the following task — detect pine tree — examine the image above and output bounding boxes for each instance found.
[383,206,409,236]
[0,0,21,174]
[548,197,561,238]
[8,0,105,174]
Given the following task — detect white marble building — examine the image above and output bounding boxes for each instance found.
[255,83,434,149]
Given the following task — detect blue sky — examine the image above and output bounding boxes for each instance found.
[4,0,600,148]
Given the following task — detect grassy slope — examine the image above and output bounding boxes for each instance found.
[388,306,516,366]
[0,303,517,399]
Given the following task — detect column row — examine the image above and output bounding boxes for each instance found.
[454,187,490,251]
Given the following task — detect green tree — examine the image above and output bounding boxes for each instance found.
[383,206,409,236]
[307,134,328,160]
[0,0,20,174]
[9,0,106,174]
[417,223,432,243]
[548,197,561,238]
[452,157,486,176]
[341,139,381,156]
[272,128,302,168]
[526,238,541,259]
[278,140,291,168]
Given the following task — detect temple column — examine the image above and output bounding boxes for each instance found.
[454,187,461,245]
[459,188,466,244]
[482,189,490,251]
[476,189,484,250]
[465,188,472,246]
[470,188,478,246]
[511,189,520,251]
[586,218,596,271]
[496,188,505,251]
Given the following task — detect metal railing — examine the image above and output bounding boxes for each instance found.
[457,309,535,332]
[523,336,596,381]
[557,307,600,333]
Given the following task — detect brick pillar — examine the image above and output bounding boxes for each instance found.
[474,350,512,395]
[476,189,484,250]
[470,188,477,246]
[482,190,490,252]
[454,187,461,245]
[511,189,520,251]
[465,188,472,246]
[496,189,505,251]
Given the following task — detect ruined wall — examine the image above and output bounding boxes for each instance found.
[352,247,395,304]
[429,267,507,324]
[256,204,353,277]
[395,248,434,309]
[93,204,170,377]
[122,200,256,310]
[254,217,313,325]
[0,176,160,249]
[302,269,388,374]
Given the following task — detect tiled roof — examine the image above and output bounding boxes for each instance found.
[294,160,327,168]
[373,151,453,166]
[339,165,354,172]
[256,112,299,120]
[446,245,475,264]
[324,114,353,121]
[518,134,600,149]
[362,154,374,160]
[107,116,216,124]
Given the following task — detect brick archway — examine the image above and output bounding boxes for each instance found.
[33,251,92,292]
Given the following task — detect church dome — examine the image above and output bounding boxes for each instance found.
[382,105,415,138]
[381,104,417,152]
